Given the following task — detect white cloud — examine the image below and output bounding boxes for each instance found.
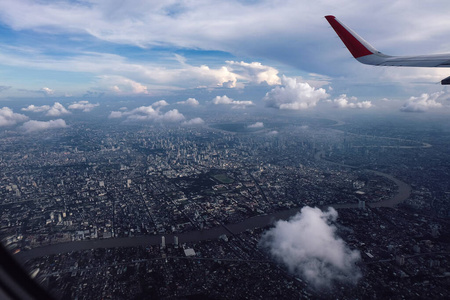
[0,38,282,93]
[3,1,450,93]
[264,76,329,110]
[0,107,28,127]
[98,75,148,95]
[21,119,67,133]
[212,95,233,105]
[212,95,254,109]
[151,100,169,108]
[400,92,444,113]
[247,122,264,128]
[159,109,185,122]
[232,101,254,109]
[259,206,361,289]
[109,106,185,123]
[21,102,72,116]
[177,98,200,106]
[68,100,99,112]
[124,106,158,120]
[226,61,280,85]
[46,102,70,117]
[333,94,373,109]
[108,111,124,119]
[22,104,51,113]
[0,1,316,59]
[40,87,54,95]
[182,117,205,126]
[177,64,238,88]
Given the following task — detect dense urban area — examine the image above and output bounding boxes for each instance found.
[1,112,449,299]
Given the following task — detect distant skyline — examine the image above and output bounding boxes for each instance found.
[1,0,450,119]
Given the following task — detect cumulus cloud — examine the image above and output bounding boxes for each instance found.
[400,92,444,113]
[68,100,99,112]
[22,104,51,113]
[108,111,124,119]
[21,119,68,133]
[182,117,204,126]
[163,56,240,88]
[0,107,29,127]
[151,100,169,108]
[46,102,71,117]
[21,102,71,116]
[40,87,54,96]
[158,109,185,122]
[226,61,280,85]
[212,95,254,109]
[264,76,329,110]
[247,122,264,128]
[259,206,361,289]
[333,94,372,109]
[109,105,185,123]
[177,98,199,106]
[212,95,233,105]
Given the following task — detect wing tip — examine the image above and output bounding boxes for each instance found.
[325,15,374,59]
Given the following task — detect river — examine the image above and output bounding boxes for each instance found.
[16,136,414,262]
[16,172,411,262]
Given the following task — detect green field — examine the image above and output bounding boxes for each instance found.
[212,173,234,184]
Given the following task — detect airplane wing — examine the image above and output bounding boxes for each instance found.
[324,15,450,84]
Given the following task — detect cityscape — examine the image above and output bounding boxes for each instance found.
[1,110,449,299]
[2,2,450,300]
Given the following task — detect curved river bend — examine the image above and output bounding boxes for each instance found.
[18,129,417,261]
[17,169,411,262]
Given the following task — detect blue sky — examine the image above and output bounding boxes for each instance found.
[1,0,450,129]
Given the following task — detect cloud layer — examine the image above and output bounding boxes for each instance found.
[1,1,450,106]
[259,206,361,289]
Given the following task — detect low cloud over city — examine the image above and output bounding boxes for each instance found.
[260,206,361,289]
[21,119,68,133]
[264,76,329,110]
[109,101,187,123]
[0,107,28,127]
[400,92,445,113]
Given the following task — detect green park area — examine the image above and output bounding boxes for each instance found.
[211,173,234,184]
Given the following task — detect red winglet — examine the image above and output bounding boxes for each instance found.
[325,15,373,58]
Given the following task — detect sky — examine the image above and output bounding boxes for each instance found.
[1,0,450,130]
